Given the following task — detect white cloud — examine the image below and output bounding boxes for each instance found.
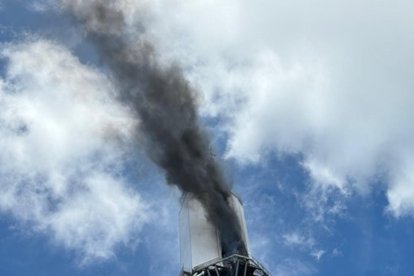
[133,0,414,218]
[46,172,150,262]
[387,161,414,217]
[30,0,59,12]
[0,39,150,262]
[283,232,315,249]
[283,232,326,262]
[302,159,348,193]
[311,250,325,262]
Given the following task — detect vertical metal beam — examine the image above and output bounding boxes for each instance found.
[243,261,248,276]
[234,259,240,276]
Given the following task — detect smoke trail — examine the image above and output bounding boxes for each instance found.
[63,1,247,257]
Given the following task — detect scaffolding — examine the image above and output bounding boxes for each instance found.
[180,254,270,276]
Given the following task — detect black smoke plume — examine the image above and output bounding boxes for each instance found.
[63,1,247,257]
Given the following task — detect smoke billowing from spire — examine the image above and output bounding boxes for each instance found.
[63,0,247,256]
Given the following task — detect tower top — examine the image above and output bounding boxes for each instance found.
[179,193,269,276]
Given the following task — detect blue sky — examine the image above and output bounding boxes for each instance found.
[1,1,414,275]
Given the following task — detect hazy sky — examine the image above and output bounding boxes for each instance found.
[1,0,414,275]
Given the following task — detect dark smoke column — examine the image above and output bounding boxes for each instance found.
[63,1,247,257]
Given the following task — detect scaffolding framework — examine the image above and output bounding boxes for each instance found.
[180,254,270,276]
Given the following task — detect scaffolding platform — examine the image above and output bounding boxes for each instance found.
[180,254,269,276]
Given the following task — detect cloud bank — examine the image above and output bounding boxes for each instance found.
[136,0,414,218]
[0,39,150,262]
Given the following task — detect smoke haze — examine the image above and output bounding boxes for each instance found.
[63,0,247,256]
